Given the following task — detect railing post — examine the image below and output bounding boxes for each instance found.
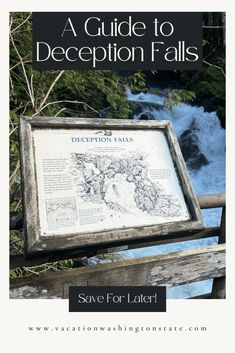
[211,206,226,298]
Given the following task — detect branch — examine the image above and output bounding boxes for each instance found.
[9,161,20,189]
[9,125,18,137]
[203,60,225,78]
[32,99,99,116]
[38,71,65,111]
[10,57,31,71]
[11,13,32,34]
[54,107,66,117]
[203,26,225,29]
[10,32,35,108]
[30,73,35,104]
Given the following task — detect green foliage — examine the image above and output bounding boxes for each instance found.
[198,67,225,99]
[164,89,196,109]
[124,71,147,93]
[45,70,135,119]
[10,231,24,253]
[10,267,25,279]
[179,65,225,123]
[179,14,225,123]
[180,66,225,100]
[10,259,75,279]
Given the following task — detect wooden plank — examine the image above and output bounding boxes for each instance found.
[166,123,203,224]
[27,116,170,129]
[197,194,225,209]
[10,244,225,299]
[10,226,219,269]
[10,248,97,269]
[19,117,40,250]
[211,206,226,299]
[126,226,219,250]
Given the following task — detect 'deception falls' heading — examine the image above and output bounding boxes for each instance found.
[32,12,202,70]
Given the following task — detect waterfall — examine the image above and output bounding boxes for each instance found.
[128,90,225,227]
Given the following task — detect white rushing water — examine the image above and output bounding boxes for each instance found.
[128,90,225,227]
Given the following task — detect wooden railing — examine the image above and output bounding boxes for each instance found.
[10,193,225,299]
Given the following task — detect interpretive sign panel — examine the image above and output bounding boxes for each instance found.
[20,117,204,254]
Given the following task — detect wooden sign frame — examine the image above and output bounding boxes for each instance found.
[19,116,204,254]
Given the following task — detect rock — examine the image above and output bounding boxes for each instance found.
[10,212,23,230]
[139,113,150,120]
[179,125,209,171]
[129,101,163,119]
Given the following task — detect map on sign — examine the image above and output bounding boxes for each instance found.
[70,151,182,217]
[33,128,190,236]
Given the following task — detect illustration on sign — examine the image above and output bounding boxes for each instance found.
[70,151,183,217]
[45,197,78,230]
[33,127,190,237]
